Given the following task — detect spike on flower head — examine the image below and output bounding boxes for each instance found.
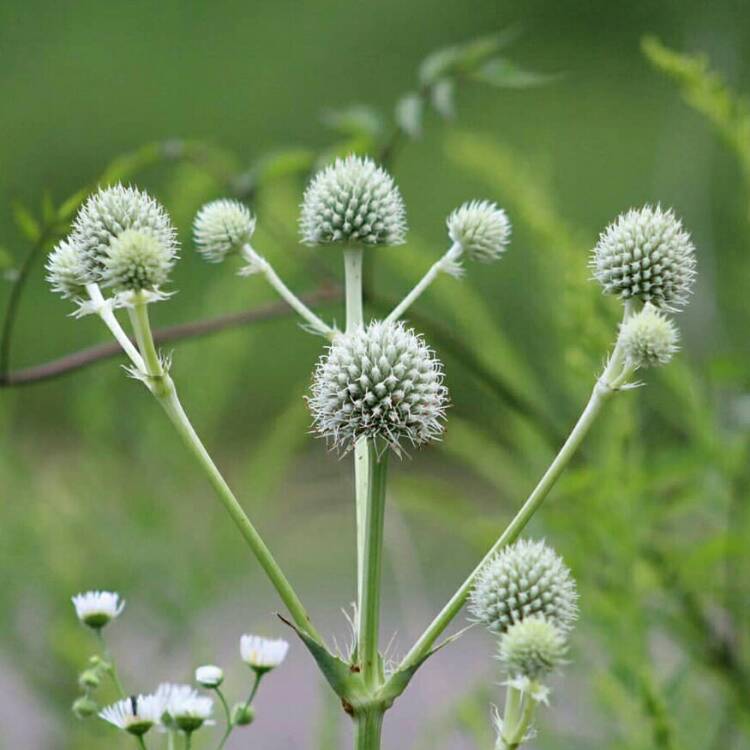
[46,237,90,298]
[100,229,175,292]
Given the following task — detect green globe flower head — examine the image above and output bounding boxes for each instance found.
[619,303,679,368]
[101,229,175,292]
[498,616,567,680]
[447,200,511,262]
[72,184,178,277]
[308,320,448,455]
[591,205,696,311]
[469,539,578,635]
[300,155,407,247]
[46,237,89,298]
[193,199,256,263]
[73,696,99,719]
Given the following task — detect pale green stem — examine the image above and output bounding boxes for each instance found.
[86,284,145,371]
[167,732,176,750]
[344,248,364,332]
[357,442,388,688]
[499,689,537,750]
[127,303,323,644]
[395,303,636,673]
[96,630,126,697]
[213,687,232,750]
[184,733,191,750]
[216,672,263,750]
[241,244,335,339]
[136,737,148,750]
[385,242,462,323]
[354,709,384,750]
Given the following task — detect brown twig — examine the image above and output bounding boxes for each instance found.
[0,287,340,387]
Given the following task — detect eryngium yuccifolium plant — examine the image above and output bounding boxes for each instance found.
[100,229,175,291]
[299,155,407,247]
[591,205,696,310]
[619,303,679,368]
[469,539,578,635]
[46,237,88,299]
[497,617,567,681]
[72,184,178,277]
[447,200,511,262]
[308,320,448,454]
[193,199,256,263]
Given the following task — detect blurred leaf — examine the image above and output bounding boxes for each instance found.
[12,202,40,241]
[395,92,424,138]
[0,246,14,270]
[57,188,89,222]
[41,192,56,224]
[98,142,163,184]
[431,79,455,120]
[419,29,521,85]
[253,148,316,185]
[471,58,559,89]
[322,105,383,140]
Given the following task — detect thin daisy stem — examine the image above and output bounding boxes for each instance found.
[394,304,636,675]
[358,441,388,689]
[96,630,126,698]
[184,733,192,750]
[241,245,335,339]
[216,673,263,750]
[135,736,148,750]
[213,687,232,750]
[385,242,461,323]
[127,309,323,645]
[167,732,176,750]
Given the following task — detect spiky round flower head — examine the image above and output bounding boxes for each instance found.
[100,229,174,292]
[240,635,289,673]
[46,237,89,298]
[72,184,178,277]
[498,617,567,680]
[309,321,448,455]
[591,205,696,311]
[469,539,578,635]
[300,155,407,247]
[72,591,125,629]
[447,200,511,262]
[619,303,679,368]
[193,199,256,263]
[99,695,161,736]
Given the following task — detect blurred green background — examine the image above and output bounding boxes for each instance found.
[1,1,749,748]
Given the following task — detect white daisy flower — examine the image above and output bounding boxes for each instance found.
[195,665,224,688]
[156,683,214,733]
[240,635,289,672]
[99,695,161,736]
[72,591,125,629]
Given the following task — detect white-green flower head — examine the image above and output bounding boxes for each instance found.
[100,695,161,737]
[240,635,289,673]
[156,683,214,733]
[309,320,449,455]
[469,539,578,635]
[300,155,407,247]
[100,229,175,292]
[46,237,89,298]
[447,200,511,262]
[498,617,567,681]
[619,303,679,368]
[193,199,256,263]
[591,205,696,311]
[72,590,125,629]
[195,665,224,688]
[72,184,178,277]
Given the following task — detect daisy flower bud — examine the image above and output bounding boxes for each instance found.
[99,695,161,736]
[156,684,214,733]
[240,635,289,673]
[469,539,578,635]
[308,320,449,455]
[193,199,256,263]
[72,591,125,630]
[231,703,255,726]
[591,205,696,311]
[73,696,99,719]
[447,200,511,262]
[195,665,224,688]
[498,617,567,681]
[619,303,679,368]
[100,229,175,292]
[300,155,407,247]
[78,670,101,690]
[46,238,90,298]
[71,184,178,277]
